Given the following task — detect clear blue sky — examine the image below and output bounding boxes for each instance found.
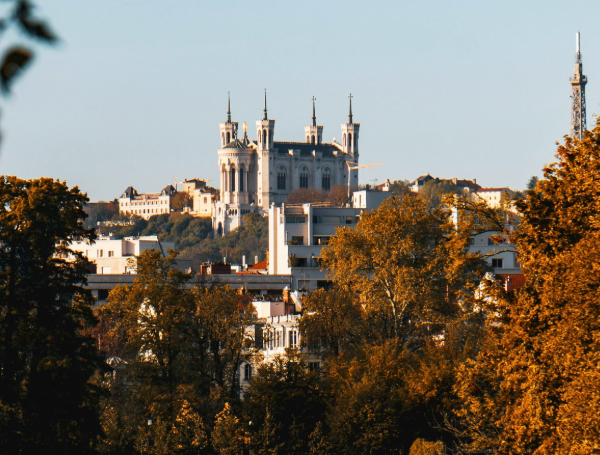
[0,0,598,201]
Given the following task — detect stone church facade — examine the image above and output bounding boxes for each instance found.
[212,94,360,234]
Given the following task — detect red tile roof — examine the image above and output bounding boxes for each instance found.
[248,259,268,270]
[497,273,526,291]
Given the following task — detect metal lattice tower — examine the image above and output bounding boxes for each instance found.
[570,31,587,140]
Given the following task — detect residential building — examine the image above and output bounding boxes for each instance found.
[473,187,514,208]
[69,235,190,275]
[268,189,387,291]
[468,230,521,275]
[213,92,361,234]
[118,185,176,220]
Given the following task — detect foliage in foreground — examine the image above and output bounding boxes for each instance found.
[0,176,106,454]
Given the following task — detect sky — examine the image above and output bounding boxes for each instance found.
[0,0,599,201]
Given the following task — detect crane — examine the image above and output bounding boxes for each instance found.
[345,162,383,197]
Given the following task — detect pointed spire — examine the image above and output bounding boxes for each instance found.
[263,88,268,120]
[576,31,582,63]
[227,91,231,123]
[311,96,316,127]
[348,93,353,124]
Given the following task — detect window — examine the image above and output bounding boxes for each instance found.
[98,249,103,258]
[226,132,231,143]
[345,216,354,224]
[300,172,309,188]
[313,236,330,245]
[98,289,109,301]
[289,330,298,348]
[239,169,244,192]
[488,238,495,245]
[204,197,207,203]
[285,215,306,224]
[311,135,315,145]
[244,364,252,381]
[492,258,503,268]
[289,236,304,245]
[230,168,236,192]
[278,170,286,190]
[322,171,331,191]
[108,251,114,257]
[469,238,475,246]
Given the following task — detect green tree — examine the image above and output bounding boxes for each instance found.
[526,175,538,190]
[0,176,106,454]
[455,119,600,454]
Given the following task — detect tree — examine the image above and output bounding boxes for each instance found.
[212,403,245,455]
[285,188,328,204]
[320,195,486,343]
[243,355,326,454]
[390,179,411,196]
[171,192,193,212]
[526,175,538,190]
[0,176,106,454]
[419,179,459,207]
[455,119,600,453]
[299,286,364,357]
[329,184,350,206]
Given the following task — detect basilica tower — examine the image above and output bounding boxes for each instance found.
[570,32,587,140]
[341,93,359,162]
[256,90,275,208]
[219,92,238,147]
[304,96,323,144]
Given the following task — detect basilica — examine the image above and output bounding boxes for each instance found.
[213,93,361,234]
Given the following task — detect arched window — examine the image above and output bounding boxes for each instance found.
[239,165,244,192]
[348,133,352,150]
[221,132,224,146]
[343,133,347,146]
[262,129,267,147]
[299,167,309,189]
[311,135,315,145]
[230,167,236,192]
[226,132,231,144]
[322,168,331,191]
[277,166,287,190]
[244,364,252,381]
[306,135,310,143]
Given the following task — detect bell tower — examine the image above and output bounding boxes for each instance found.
[304,96,323,144]
[570,32,587,140]
[341,93,360,160]
[219,92,238,147]
[256,89,275,151]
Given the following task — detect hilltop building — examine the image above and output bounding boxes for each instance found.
[118,185,176,220]
[213,92,361,234]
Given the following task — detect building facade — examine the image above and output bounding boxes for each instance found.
[118,185,176,220]
[268,190,390,291]
[213,94,360,234]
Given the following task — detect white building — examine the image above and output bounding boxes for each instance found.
[473,187,514,208]
[118,185,176,220]
[468,230,521,274]
[268,189,390,291]
[69,235,190,275]
[213,93,360,234]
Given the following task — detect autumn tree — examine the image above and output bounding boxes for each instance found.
[299,286,365,357]
[320,195,486,343]
[0,176,106,454]
[171,192,193,212]
[455,119,600,453]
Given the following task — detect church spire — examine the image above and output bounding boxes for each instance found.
[570,31,587,140]
[263,88,268,120]
[312,96,316,127]
[348,93,353,124]
[227,91,231,123]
